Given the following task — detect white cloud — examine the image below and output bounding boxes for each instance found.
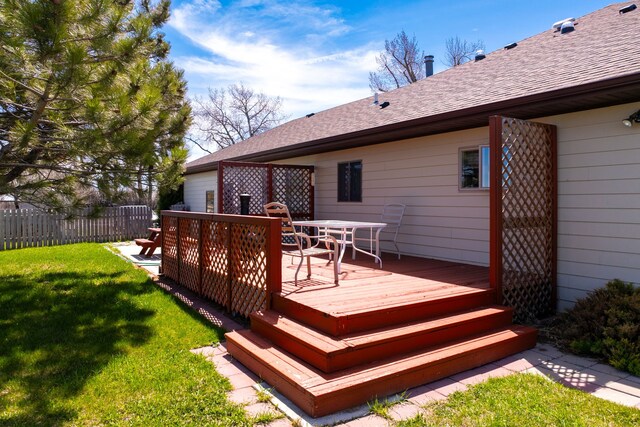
[169,0,378,121]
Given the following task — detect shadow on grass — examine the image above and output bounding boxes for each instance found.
[0,270,155,426]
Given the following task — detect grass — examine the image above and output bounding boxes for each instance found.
[396,373,640,427]
[368,391,408,419]
[0,243,252,426]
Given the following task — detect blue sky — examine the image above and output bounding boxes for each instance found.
[165,0,614,157]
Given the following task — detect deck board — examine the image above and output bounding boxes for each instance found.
[279,254,490,317]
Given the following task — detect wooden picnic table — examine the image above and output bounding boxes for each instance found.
[134,227,162,257]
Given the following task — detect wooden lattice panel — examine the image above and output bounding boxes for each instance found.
[178,218,201,294]
[496,117,556,321]
[201,219,230,307]
[219,161,314,221]
[221,165,269,215]
[161,215,179,281]
[272,166,313,220]
[229,223,268,317]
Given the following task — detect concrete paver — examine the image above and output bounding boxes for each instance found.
[341,414,389,426]
[592,387,640,407]
[426,378,468,397]
[407,384,444,405]
[388,402,423,421]
[450,363,512,385]
[227,386,258,405]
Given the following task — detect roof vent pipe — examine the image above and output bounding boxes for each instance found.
[552,17,575,30]
[424,55,434,77]
[372,93,379,105]
[619,4,637,14]
[474,50,486,61]
[379,101,390,109]
[560,21,575,34]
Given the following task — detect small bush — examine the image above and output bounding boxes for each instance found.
[553,279,640,375]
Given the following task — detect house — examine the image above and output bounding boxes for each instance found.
[184,2,640,312]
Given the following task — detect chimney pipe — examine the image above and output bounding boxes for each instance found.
[424,55,434,77]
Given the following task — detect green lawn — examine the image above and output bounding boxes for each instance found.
[397,373,640,427]
[0,243,253,426]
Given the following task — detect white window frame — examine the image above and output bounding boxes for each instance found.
[205,190,215,213]
[459,145,490,190]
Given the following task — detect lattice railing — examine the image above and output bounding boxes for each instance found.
[490,116,557,322]
[160,211,282,318]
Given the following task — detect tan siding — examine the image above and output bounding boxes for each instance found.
[542,102,640,310]
[184,171,217,212]
[246,102,640,308]
[282,127,491,266]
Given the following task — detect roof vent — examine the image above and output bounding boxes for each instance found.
[474,50,486,61]
[560,20,575,34]
[504,42,517,50]
[620,4,637,14]
[379,101,390,109]
[372,93,379,106]
[305,113,315,118]
[424,55,434,77]
[552,17,575,30]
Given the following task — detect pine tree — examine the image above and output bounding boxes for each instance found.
[0,0,190,208]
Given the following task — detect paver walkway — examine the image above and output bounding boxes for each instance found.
[112,242,640,426]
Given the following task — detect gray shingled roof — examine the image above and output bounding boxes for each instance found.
[187,2,640,174]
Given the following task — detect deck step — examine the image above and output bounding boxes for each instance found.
[226,325,537,418]
[251,306,514,372]
[272,287,495,336]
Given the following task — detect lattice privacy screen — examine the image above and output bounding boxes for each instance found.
[491,117,557,322]
[219,161,314,220]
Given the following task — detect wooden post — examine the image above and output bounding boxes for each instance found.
[550,124,558,313]
[217,161,225,214]
[226,220,233,312]
[489,116,503,305]
[265,217,282,309]
[198,217,204,295]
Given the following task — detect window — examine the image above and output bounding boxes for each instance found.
[338,161,362,202]
[205,190,215,212]
[460,145,490,189]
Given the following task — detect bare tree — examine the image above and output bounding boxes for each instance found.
[368,31,425,93]
[444,36,486,67]
[193,84,286,151]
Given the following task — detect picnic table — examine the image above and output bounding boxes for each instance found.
[134,227,161,257]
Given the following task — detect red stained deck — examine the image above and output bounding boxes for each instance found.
[275,254,495,335]
[226,253,537,418]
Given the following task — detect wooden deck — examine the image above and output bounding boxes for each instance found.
[226,253,537,418]
[275,254,495,335]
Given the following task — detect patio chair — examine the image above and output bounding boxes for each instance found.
[264,202,340,285]
[352,203,406,260]
[380,203,406,259]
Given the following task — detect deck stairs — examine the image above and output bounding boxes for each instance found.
[226,282,536,417]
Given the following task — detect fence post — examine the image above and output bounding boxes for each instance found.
[0,209,5,251]
[226,221,233,312]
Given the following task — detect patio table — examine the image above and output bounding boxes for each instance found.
[292,220,387,273]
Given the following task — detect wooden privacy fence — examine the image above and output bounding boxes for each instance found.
[161,211,282,318]
[0,206,152,250]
